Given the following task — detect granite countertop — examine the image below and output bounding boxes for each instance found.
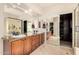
[2,36,26,42]
[2,32,45,42]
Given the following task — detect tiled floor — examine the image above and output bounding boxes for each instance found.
[30,44,73,55]
[60,40,72,48]
[30,36,73,55]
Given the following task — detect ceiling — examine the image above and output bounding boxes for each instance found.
[26,3,78,14]
[5,3,78,20]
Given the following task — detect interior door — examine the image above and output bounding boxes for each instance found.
[47,16,60,46]
[60,13,72,42]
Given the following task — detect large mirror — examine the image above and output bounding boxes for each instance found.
[5,17,22,35]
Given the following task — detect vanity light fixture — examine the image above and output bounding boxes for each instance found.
[12,5,16,8]
[17,3,21,5]
[25,9,32,14]
[25,10,28,13]
[29,9,32,12]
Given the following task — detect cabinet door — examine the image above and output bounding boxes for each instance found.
[31,35,40,51]
[41,33,45,44]
[31,36,37,51]
[37,34,40,46]
[11,39,24,55]
[24,37,32,54]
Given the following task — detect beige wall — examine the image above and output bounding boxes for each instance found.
[0,4,4,55]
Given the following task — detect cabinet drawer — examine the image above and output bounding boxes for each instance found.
[11,40,24,55]
[32,44,38,51]
[24,38,32,55]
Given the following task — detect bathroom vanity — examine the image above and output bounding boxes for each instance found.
[4,17,51,55]
[3,33,45,55]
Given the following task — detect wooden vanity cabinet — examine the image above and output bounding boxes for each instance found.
[37,34,41,46]
[31,34,41,51]
[31,35,37,51]
[32,35,37,45]
[31,33,44,49]
[4,33,45,55]
[41,33,45,44]
[24,36,32,55]
[11,37,32,55]
[11,38,24,55]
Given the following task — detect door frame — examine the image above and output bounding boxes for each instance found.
[72,11,75,48]
[73,6,79,48]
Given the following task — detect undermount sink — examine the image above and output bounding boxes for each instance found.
[12,34,26,39]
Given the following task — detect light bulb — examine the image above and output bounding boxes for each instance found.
[25,10,28,13]
[17,3,21,5]
[29,9,32,12]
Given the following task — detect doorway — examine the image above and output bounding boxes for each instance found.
[49,22,53,35]
[60,13,72,47]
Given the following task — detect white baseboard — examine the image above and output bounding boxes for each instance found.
[74,47,79,55]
